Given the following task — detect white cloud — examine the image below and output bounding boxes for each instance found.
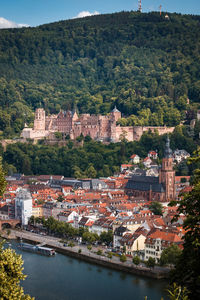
[74,11,100,19]
[0,17,30,29]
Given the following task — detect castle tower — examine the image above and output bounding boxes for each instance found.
[159,136,175,201]
[109,119,117,142]
[34,108,46,131]
[72,108,79,122]
[111,106,121,122]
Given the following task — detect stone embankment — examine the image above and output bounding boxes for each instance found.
[5,230,170,279]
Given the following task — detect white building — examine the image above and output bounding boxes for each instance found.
[57,210,79,223]
[144,229,182,263]
[143,157,152,168]
[130,154,140,164]
[15,189,32,226]
[148,151,158,160]
[113,226,130,249]
[173,149,190,164]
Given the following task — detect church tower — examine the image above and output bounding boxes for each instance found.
[159,136,175,201]
[34,108,46,131]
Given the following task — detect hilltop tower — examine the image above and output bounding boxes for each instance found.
[159,136,175,201]
[159,5,162,16]
[72,108,79,122]
[34,108,46,131]
[110,106,121,122]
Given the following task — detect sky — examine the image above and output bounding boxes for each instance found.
[0,0,199,28]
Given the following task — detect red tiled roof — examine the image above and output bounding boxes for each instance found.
[143,157,152,162]
[146,229,182,243]
[130,154,138,159]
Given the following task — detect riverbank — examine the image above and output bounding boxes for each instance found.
[1,229,170,279]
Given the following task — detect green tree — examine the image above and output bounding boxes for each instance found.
[169,149,200,298]
[87,245,92,251]
[54,132,63,140]
[73,166,84,179]
[28,216,35,226]
[86,164,97,178]
[146,257,155,269]
[82,231,98,244]
[132,256,140,266]
[0,157,7,196]
[120,254,127,262]
[97,249,102,256]
[149,201,163,215]
[160,244,182,266]
[0,241,34,299]
[99,230,113,245]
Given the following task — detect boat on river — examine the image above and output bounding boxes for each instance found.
[19,243,56,256]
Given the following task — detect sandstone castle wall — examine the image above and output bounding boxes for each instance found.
[21,108,174,142]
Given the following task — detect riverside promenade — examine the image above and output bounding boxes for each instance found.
[7,229,169,279]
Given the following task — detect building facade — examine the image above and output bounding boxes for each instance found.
[125,137,176,202]
[15,189,32,226]
[144,229,182,263]
[21,108,174,142]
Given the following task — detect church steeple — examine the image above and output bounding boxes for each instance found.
[159,135,175,201]
[164,135,172,158]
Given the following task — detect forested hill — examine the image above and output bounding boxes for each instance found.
[0,11,200,137]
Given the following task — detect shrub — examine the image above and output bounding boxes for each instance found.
[97,249,102,255]
[120,254,127,262]
[87,245,92,251]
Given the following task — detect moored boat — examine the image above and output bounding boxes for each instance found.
[19,243,55,256]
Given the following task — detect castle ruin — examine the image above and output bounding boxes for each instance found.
[21,108,174,142]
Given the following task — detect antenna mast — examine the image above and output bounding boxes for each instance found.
[138,0,142,12]
[159,5,162,16]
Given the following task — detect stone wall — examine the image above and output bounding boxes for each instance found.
[21,108,175,143]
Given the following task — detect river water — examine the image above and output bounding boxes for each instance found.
[8,240,168,300]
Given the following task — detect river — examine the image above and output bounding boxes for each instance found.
[8,240,168,300]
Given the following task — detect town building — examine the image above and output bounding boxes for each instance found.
[120,227,148,256]
[21,107,174,142]
[173,149,190,164]
[32,205,43,218]
[125,137,176,202]
[148,151,158,160]
[15,189,32,225]
[144,229,182,263]
[130,154,140,164]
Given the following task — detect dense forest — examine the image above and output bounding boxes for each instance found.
[0,11,200,138]
[1,129,198,177]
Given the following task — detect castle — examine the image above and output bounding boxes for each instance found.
[21,108,174,142]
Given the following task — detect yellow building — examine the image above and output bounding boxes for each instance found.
[32,205,43,218]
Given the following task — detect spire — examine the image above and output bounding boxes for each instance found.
[72,102,79,116]
[112,106,120,113]
[164,135,172,158]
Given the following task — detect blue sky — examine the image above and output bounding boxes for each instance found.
[0,0,200,28]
